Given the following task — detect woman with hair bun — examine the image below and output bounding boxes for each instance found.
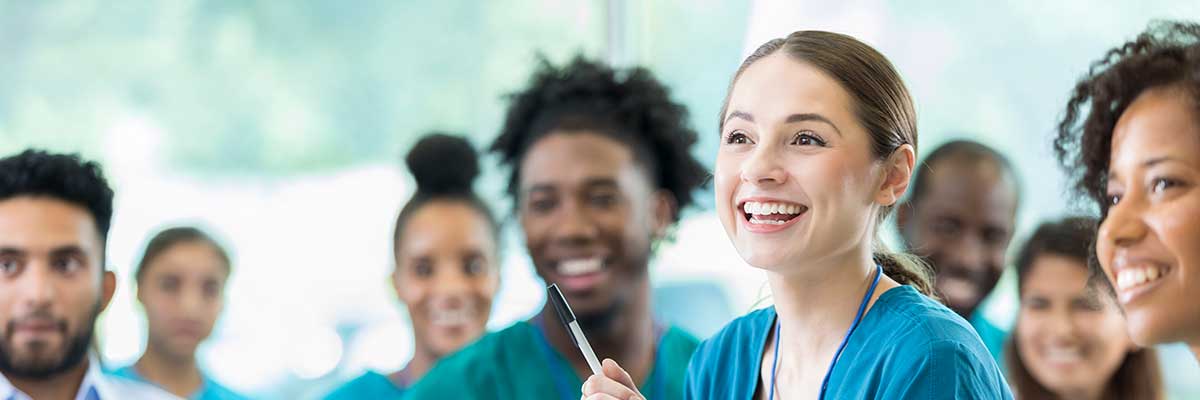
[324,133,501,399]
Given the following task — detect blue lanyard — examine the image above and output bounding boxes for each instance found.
[769,264,883,400]
[531,316,666,400]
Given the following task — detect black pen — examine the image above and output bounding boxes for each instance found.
[547,283,603,375]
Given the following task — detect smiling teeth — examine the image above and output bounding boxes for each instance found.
[430,308,475,327]
[742,202,804,215]
[1044,346,1083,363]
[559,258,603,276]
[1116,265,1165,291]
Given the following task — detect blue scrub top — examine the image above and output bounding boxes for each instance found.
[970,311,1008,368]
[684,285,1012,399]
[323,371,406,399]
[110,365,247,400]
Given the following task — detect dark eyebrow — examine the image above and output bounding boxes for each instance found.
[524,184,556,196]
[1143,156,1173,168]
[49,246,86,259]
[582,178,620,190]
[723,111,754,125]
[1108,156,1182,181]
[785,113,842,136]
[0,247,26,257]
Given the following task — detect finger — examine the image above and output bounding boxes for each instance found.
[582,375,642,399]
[602,358,640,393]
[583,394,621,400]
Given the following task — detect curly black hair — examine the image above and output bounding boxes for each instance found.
[1054,20,1200,215]
[0,149,115,246]
[489,55,708,223]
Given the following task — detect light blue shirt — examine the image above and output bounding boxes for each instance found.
[110,365,245,400]
[0,357,178,400]
[685,286,1013,399]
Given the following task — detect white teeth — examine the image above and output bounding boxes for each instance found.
[559,258,603,276]
[748,217,788,225]
[1044,347,1084,363]
[741,201,804,216]
[1116,265,1167,291]
[430,308,475,327]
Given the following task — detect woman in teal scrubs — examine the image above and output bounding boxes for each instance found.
[324,133,502,399]
[582,30,1011,399]
[112,227,246,400]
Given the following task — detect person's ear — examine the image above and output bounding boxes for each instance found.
[650,190,677,241]
[390,265,403,299]
[875,144,915,207]
[101,270,117,312]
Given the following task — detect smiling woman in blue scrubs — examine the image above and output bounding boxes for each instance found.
[323,133,502,399]
[582,31,1012,400]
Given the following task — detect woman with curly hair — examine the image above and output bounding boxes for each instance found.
[1054,20,1200,361]
[404,55,708,400]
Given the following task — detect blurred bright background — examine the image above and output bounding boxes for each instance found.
[3,0,1200,398]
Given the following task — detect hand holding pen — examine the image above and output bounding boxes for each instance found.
[581,358,644,400]
[547,284,645,400]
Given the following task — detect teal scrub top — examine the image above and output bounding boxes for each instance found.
[323,371,406,399]
[684,285,1013,399]
[110,365,246,400]
[404,320,699,400]
[970,311,1008,367]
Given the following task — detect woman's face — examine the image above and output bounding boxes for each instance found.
[394,201,499,358]
[715,53,899,270]
[1016,254,1132,397]
[138,241,227,360]
[1096,86,1200,347]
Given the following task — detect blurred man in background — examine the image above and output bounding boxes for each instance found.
[405,55,709,400]
[897,140,1020,363]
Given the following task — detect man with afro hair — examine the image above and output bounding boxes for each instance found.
[404,55,707,400]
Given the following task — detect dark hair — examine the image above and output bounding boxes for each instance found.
[0,149,114,262]
[724,31,933,295]
[908,139,1019,206]
[394,133,498,255]
[135,226,232,283]
[489,55,708,223]
[1006,216,1164,400]
[1053,20,1200,292]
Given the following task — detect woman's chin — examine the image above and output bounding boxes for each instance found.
[1125,310,1183,347]
[737,250,791,271]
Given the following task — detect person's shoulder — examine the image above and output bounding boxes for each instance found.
[873,286,981,345]
[696,306,773,353]
[323,371,395,400]
[684,307,773,399]
[200,377,251,400]
[662,324,701,353]
[405,322,533,395]
[102,374,183,400]
[436,322,532,367]
[863,287,1012,399]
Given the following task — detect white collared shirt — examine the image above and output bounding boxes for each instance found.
[0,356,180,400]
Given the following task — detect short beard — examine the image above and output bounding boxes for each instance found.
[0,301,101,380]
[575,297,624,334]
